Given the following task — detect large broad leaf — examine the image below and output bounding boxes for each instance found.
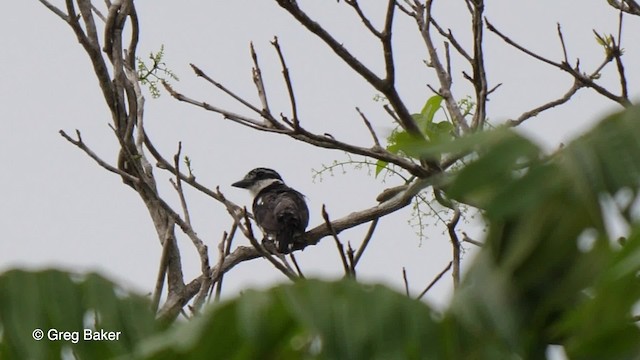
[133,279,447,360]
[444,106,640,357]
[0,269,162,360]
[558,229,640,360]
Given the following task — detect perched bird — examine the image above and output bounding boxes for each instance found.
[232,168,309,253]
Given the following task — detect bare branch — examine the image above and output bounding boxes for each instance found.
[290,252,305,278]
[402,267,410,296]
[214,223,238,302]
[613,12,629,99]
[90,3,107,22]
[242,210,298,280]
[38,0,69,21]
[486,18,632,107]
[381,0,398,85]
[428,18,472,62]
[323,205,352,277]
[188,64,267,120]
[557,23,569,64]
[356,107,381,148]
[447,208,461,288]
[344,0,383,37]
[151,219,175,312]
[171,142,191,225]
[486,18,564,69]
[469,0,488,130]
[212,232,227,302]
[165,81,431,178]
[158,178,434,320]
[163,81,285,132]
[508,79,583,126]
[59,130,140,184]
[462,232,482,247]
[395,0,414,17]
[416,261,452,300]
[158,245,260,321]
[271,37,300,128]
[249,43,274,121]
[414,0,470,132]
[275,0,424,138]
[346,242,356,276]
[353,218,378,266]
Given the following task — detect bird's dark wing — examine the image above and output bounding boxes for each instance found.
[253,183,309,253]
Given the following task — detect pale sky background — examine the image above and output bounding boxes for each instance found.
[1,1,638,333]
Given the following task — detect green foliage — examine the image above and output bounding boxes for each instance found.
[375,95,452,177]
[133,280,444,360]
[0,270,163,360]
[137,45,179,98]
[443,106,640,358]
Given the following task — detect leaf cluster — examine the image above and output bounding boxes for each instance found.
[137,45,180,99]
[376,95,454,177]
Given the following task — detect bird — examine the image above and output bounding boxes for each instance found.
[232,168,309,254]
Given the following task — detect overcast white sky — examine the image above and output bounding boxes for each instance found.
[1,0,638,319]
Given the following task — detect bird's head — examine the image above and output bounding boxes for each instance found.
[232,168,284,196]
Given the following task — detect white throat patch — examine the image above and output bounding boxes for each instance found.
[248,178,282,197]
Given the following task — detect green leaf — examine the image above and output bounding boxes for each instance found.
[0,270,162,360]
[416,95,444,135]
[445,129,541,208]
[444,106,640,357]
[135,280,447,360]
[374,159,388,177]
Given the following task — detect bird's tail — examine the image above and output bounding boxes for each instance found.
[276,212,299,254]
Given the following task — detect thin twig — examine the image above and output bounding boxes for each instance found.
[271,37,300,128]
[356,107,381,148]
[557,23,569,64]
[249,43,275,125]
[243,209,298,280]
[613,11,629,100]
[509,79,583,126]
[163,81,288,132]
[59,130,140,184]
[164,82,431,178]
[214,222,238,301]
[346,242,356,276]
[462,232,483,247]
[38,0,69,21]
[416,261,452,300]
[469,0,488,130]
[486,18,631,107]
[447,209,461,288]
[416,0,470,131]
[289,252,305,278]
[402,267,410,296]
[276,0,424,137]
[353,218,378,266]
[90,3,107,22]
[151,219,175,312]
[212,232,227,302]
[322,205,352,277]
[428,18,472,62]
[171,142,191,225]
[189,64,268,119]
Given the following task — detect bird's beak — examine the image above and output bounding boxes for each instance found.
[231,179,252,188]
